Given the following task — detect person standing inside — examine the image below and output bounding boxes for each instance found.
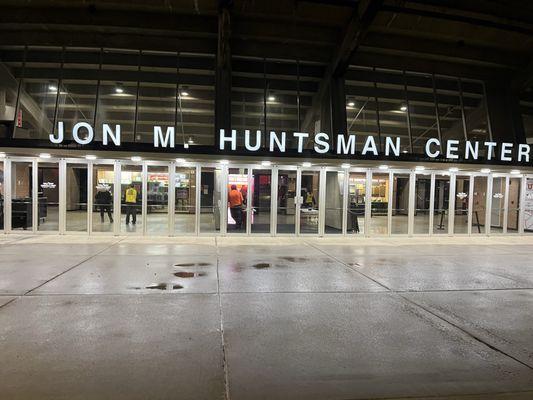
[124,183,138,225]
[95,186,113,223]
[228,184,244,229]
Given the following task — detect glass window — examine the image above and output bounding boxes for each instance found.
[324,170,344,234]
[435,77,465,147]
[462,80,490,146]
[92,164,114,233]
[11,161,33,231]
[251,168,271,234]
[369,172,389,235]
[433,174,450,234]
[524,178,533,234]
[277,169,297,234]
[347,172,366,235]
[175,166,196,234]
[37,162,60,232]
[454,175,470,234]
[391,173,410,235]
[146,165,169,235]
[66,163,88,232]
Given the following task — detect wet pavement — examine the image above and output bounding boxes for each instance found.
[1,235,533,399]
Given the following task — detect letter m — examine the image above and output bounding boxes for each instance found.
[154,126,175,148]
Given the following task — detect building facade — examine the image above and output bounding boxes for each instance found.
[0,0,532,237]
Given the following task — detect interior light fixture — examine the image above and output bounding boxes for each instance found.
[261,161,272,166]
[302,162,312,167]
[480,168,491,173]
[267,94,276,102]
[402,150,408,154]
[48,84,58,92]
[347,101,355,107]
[85,155,97,160]
[39,153,51,159]
[183,143,189,149]
[415,166,425,171]
[449,167,459,172]
[341,163,350,169]
[400,105,407,112]
[175,158,186,164]
[130,156,142,162]
[219,159,229,165]
[0,152,6,158]
[180,90,189,97]
[510,169,521,175]
[187,137,194,144]
[378,165,389,170]
[115,83,124,94]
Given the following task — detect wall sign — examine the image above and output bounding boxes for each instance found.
[48,122,532,164]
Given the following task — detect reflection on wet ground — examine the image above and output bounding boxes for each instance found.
[253,263,271,269]
[144,283,184,290]
[174,262,211,267]
[174,271,207,278]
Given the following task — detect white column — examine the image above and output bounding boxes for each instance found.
[387,171,393,236]
[407,171,415,236]
[365,170,372,237]
[485,174,493,235]
[4,159,11,233]
[195,165,201,235]
[428,173,435,236]
[467,174,474,235]
[113,162,121,236]
[448,173,456,236]
[342,169,349,235]
[168,163,176,236]
[318,168,326,237]
[502,176,510,235]
[296,168,302,236]
[87,162,94,234]
[141,163,148,236]
[32,159,38,233]
[270,166,278,236]
[519,175,526,234]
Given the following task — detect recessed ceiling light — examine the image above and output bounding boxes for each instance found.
[175,158,186,164]
[130,156,142,162]
[85,155,97,160]
[115,86,124,94]
[480,168,490,173]
[302,162,312,168]
[0,152,6,158]
[510,169,521,175]
[449,167,459,172]
[415,166,425,171]
[402,150,408,154]
[341,163,350,169]
[39,153,51,159]
[187,137,194,144]
[347,101,355,107]
[48,85,58,92]
[400,105,407,111]
[180,90,189,97]
[267,95,276,102]
[261,161,272,166]
[183,143,189,149]
[378,165,389,170]
[219,160,229,165]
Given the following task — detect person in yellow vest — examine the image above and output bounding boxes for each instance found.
[124,183,138,225]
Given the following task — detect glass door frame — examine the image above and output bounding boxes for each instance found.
[389,169,415,237]
[323,166,349,236]
[248,161,274,236]
[89,159,119,236]
[172,161,200,237]
[272,165,298,237]
[145,160,172,236]
[62,158,90,235]
[198,162,227,237]
[489,173,508,235]
[412,171,434,236]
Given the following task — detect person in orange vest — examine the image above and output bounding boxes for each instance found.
[228,184,244,229]
[124,183,138,225]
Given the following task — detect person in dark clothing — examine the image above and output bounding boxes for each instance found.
[95,187,113,223]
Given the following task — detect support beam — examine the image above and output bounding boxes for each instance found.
[301,0,383,133]
[215,0,232,148]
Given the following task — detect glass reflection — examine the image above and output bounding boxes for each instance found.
[413,174,431,234]
[200,167,222,233]
[227,168,248,234]
[471,176,487,234]
[146,166,169,235]
[0,161,4,230]
[251,169,271,234]
[490,177,506,233]
[507,178,521,234]
[175,166,196,234]
[120,165,142,233]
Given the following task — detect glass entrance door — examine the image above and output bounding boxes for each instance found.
[199,166,222,234]
[391,172,410,235]
[175,165,196,235]
[471,175,488,234]
[227,167,248,234]
[433,174,450,234]
[369,172,389,235]
[251,168,272,234]
[146,165,169,235]
[120,164,143,234]
[490,176,506,234]
[37,162,60,232]
[507,177,521,234]
[92,164,115,233]
[324,170,344,235]
[299,170,320,234]
[277,169,297,234]
[413,173,431,234]
[453,175,471,234]
[346,172,366,235]
[66,163,88,232]
[11,161,33,231]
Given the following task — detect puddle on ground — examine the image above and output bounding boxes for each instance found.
[173,271,207,278]
[174,262,212,267]
[253,263,271,269]
[128,283,184,290]
[278,256,308,263]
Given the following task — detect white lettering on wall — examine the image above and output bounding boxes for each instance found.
[446,139,459,159]
[50,121,64,144]
[73,122,94,145]
[501,142,513,161]
[518,143,530,162]
[293,132,309,153]
[337,134,356,155]
[154,126,175,148]
[385,136,400,157]
[103,124,121,146]
[465,141,479,160]
[269,131,286,152]
[219,129,236,150]
[425,138,440,158]
[245,130,261,151]
[484,141,497,160]
[361,136,378,156]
